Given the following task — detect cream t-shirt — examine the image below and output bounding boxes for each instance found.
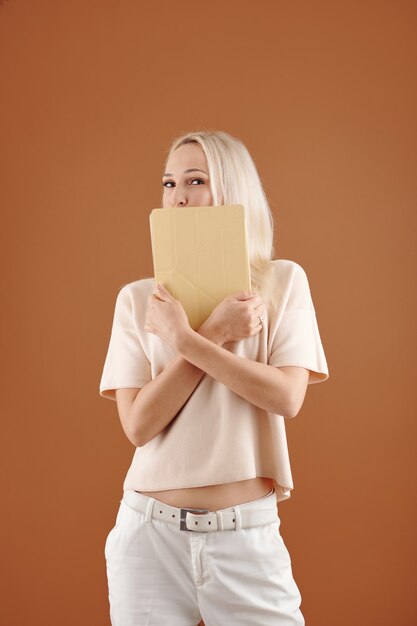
[99,259,329,503]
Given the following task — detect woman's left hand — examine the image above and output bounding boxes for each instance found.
[144,283,191,348]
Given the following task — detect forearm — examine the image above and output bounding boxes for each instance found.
[176,329,292,416]
[131,324,223,446]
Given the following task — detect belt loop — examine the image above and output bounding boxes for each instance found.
[216,510,224,531]
[144,497,155,523]
[233,505,242,531]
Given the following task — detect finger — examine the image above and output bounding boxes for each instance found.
[249,297,264,309]
[148,294,160,305]
[241,297,263,311]
[230,290,258,301]
[155,283,173,300]
[253,301,266,313]
[250,309,265,330]
[249,322,263,336]
[248,312,261,328]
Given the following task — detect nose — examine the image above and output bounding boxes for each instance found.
[171,186,187,208]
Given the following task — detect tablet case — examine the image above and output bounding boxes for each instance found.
[149,204,251,330]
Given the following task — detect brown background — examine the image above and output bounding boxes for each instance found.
[1,1,416,625]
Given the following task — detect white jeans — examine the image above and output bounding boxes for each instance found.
[104,487,305,626]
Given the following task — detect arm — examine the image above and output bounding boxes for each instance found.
[123,284,306,447]
[146,283,301,422]
[116,322,223,447]
[176,329,298,417]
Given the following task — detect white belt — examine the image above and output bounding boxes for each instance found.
[122,490,278,532]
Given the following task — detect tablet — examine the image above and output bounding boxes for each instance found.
[149,204,251,330]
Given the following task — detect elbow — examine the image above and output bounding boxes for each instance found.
[130,431,143,447]
[128,432,147,448]
[130,425,149,448]
[272,400,297,419]
[124,415,148,448]
[289,395,306,418]
[124,426,143,448]
[285,379,309,418]
[283,405,297,419]
[126,401,154,447]
[283,395,303,419]
[287,405,300,419]
[135,433,152,448]
[131,420,155,448]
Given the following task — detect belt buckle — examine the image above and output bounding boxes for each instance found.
[180,507,210,531]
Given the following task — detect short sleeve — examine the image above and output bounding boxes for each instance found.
[268,263,329,384]
[99,286,152,401]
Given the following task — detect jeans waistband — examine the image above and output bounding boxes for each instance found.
[121,487,278,533]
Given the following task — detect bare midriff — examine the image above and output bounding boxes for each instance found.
[135,476,275,512]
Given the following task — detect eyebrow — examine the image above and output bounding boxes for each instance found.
[162,168,208,177]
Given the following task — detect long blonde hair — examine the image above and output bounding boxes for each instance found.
[163,129,281,313]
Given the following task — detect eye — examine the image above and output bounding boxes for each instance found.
[162,178,205,188]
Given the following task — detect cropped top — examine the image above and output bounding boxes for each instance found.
[99,259,329,503]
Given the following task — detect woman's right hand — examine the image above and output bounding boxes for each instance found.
[199,291,266,345]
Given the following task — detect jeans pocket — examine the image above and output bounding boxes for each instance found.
[104,499,125,560]
[105,499,152,567]
[267,520,292,566]
[104,522,120,560]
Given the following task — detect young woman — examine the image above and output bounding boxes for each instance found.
[99,130,329,626]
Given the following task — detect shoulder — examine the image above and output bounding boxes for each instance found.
[116,276,155,298]
[269,259,314,311]
[112,276,155,313]
[270,259,308,283]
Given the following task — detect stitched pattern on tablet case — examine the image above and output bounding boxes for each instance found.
[150,205,251,329]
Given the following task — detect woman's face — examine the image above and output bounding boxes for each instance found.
[162,142,214,208]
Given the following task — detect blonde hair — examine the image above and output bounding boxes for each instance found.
[163,129,281,313]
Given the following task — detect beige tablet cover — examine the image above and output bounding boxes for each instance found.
[149,204,251,330]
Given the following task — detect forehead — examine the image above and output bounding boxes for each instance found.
[165,142,207,169]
